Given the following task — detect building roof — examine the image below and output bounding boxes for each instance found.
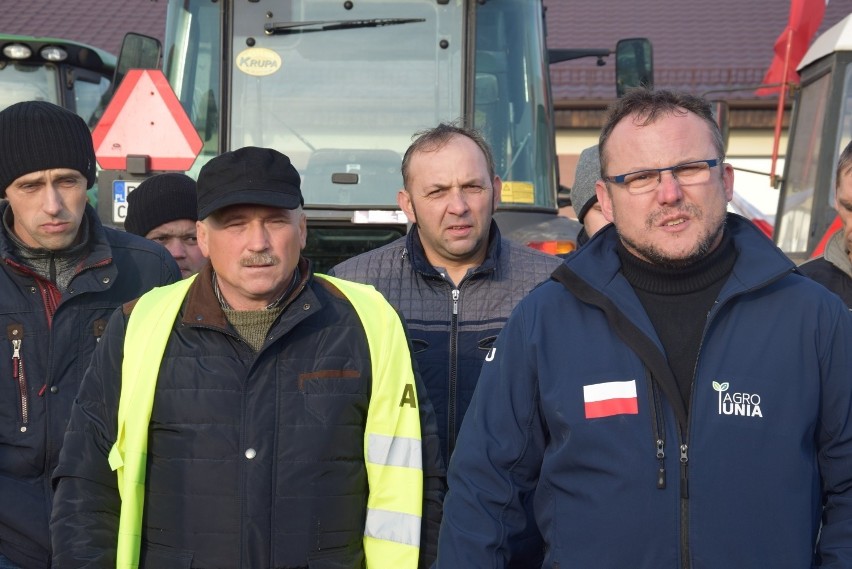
[0,0,167,57]
[544,0,852,100]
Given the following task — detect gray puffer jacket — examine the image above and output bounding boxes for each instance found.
[330,221,563,461]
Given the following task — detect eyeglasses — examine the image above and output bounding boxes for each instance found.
[604,157,723,195]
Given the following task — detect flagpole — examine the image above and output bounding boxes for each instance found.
[770,27,794,187]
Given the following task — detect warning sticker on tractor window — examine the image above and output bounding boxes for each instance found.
[501,181,535,204]
[235,47,282,77]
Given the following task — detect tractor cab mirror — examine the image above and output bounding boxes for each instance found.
[113,33,161,95]
[615,38,653,98]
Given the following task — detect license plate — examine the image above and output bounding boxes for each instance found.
[112,179,146,224]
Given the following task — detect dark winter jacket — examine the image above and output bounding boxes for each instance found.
[799,230,852,308]
[437,215,852,569]
[329,222,563,461]
[0,202,179,568]
[50,260,445,569]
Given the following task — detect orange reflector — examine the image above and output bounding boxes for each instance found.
[526,240,576,255]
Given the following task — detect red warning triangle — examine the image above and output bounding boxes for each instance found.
[93,69,203,171]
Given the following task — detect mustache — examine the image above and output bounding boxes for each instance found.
[645,204,702,229]
[240,253,279,267]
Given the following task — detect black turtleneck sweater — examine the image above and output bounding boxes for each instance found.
[617,232,737,410]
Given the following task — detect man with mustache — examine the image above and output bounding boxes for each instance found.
[124,173,206,278]
[50,146,444,569]
[437,89,852,568]
[0,101,179,569]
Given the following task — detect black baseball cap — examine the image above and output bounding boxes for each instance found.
[196,146,303,219]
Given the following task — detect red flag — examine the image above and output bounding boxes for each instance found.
[755,0,827,96]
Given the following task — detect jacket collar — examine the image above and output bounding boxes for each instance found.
[0,202,112,264]
[181,257,312,331]
[76,204,114,270]
[559,214,796,342]
[0,202,116,289]
[565,213,794,300]
[405,219,502,277]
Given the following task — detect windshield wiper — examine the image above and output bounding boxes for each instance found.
[265,18,425,35]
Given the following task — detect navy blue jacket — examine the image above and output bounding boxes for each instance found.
[0,203,179,567]
[437,215,852,568]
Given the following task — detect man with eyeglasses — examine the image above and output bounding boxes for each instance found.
[436,88,852,568]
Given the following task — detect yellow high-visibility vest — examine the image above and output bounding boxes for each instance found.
[108,274,422,568]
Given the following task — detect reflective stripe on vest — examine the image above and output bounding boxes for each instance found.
[319,275,422,568]
[109,273,422,569]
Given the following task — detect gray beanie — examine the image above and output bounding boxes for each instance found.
[571,145,601,223]
[0,101,97,196]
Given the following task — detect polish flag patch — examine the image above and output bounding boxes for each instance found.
[583,380,638,419]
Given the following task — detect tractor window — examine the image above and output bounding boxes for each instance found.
[162,0,222,179]
[474,0,556,210]
[229,0,462,208]
[832,63,852,202]
[0,63,60,111]
[73,69,112,128]
[776,72,830,254]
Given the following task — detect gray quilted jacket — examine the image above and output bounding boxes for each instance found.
[330,222,563,461]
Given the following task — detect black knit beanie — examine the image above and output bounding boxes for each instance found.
[124,173,198,236]
[0,101,97,196]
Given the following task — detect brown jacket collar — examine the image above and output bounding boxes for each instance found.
[180,257,311,330]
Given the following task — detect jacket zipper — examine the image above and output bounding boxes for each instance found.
[447,288,460,458]
[11,337,29,432]
[674,270,785,564]
[645,362,691,569]
[679,441,689,569]
[674,275,781,566]
[679,300,722,569]
[645,375,667,489]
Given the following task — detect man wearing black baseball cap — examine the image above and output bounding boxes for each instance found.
[0,100,179,569]
[52,146,445,569]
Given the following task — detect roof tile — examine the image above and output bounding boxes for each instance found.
[0,0,167,57]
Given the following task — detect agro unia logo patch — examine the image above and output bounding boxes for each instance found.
[712,381,763,418]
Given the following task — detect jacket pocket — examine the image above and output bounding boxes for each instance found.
[7,323,29,432]
[410,338,429,354]
[139,542,193,568]
[477,335,497,351]
[307,539,364,569]
[299,370,368,425]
